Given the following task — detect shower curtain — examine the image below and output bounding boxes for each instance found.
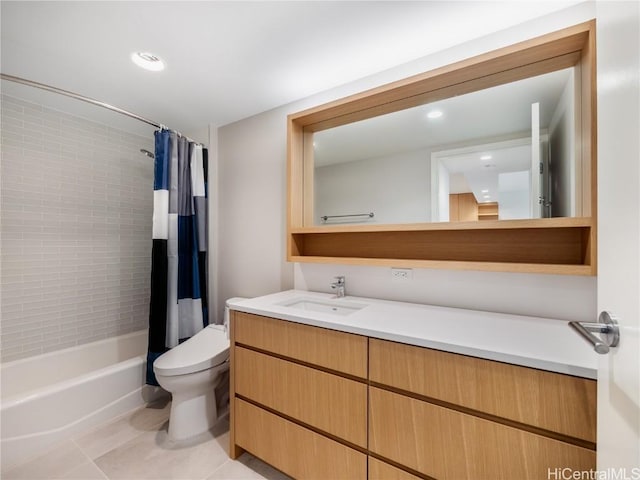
[146,129,209,385]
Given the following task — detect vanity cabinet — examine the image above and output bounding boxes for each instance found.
[368,457,422,480]
[369,339,596,443]
[230,312,597,480]
[369,339,596,480]
[230,311,368,479]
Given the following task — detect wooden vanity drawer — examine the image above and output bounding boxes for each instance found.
[369,387,595,480]
[235,399,367,480]
[368,458,421,480]
[233,311,367,378]
[369,338,596,443]
[235,346,368,447]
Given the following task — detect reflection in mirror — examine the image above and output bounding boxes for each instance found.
[312,67,577,225]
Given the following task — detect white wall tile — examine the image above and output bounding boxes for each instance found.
[1,94,154,362]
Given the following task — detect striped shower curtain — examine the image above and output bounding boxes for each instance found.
[146,129,209,385]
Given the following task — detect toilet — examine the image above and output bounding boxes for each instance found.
[153,300,241,442]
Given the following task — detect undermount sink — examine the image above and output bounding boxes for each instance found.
[278,297,367,316]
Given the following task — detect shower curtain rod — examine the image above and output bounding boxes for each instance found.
[0,73,202,145]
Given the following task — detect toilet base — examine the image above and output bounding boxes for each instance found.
[155,362,230,443]
[167,388,218,442]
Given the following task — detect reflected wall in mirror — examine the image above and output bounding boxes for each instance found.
[313,67,579,225]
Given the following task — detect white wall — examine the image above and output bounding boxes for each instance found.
[549,69,576,217]
[314,149,431,225]
[0,95,155,361]
[436,163,451,222]
[498,171,531,220]
[295,263,596,321]
[217,109,293,320]
[216,2,598,323]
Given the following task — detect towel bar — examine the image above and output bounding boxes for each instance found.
[321,212,374,222]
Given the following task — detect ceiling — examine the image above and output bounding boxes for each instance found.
[313,67,572,166]
[443,143,532,203]
[1,1,581,136]
[312,66,573,207]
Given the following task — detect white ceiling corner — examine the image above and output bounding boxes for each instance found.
[1,1,584,135]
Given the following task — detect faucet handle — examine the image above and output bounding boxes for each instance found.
[331,276,346,298]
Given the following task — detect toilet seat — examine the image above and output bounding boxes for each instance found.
[153,325,229,377]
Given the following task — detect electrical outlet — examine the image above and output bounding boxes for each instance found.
[391,268,413,281]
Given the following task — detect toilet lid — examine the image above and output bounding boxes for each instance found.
[153,325,230,376]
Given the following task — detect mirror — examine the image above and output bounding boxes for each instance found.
[312,67,578,225]
[287,21,596,275]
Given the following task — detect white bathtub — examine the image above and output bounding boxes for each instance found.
[0,330,166,472]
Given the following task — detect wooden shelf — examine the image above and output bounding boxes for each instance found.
[288,256,593,276]
[288,218,595,276]
[478,202,499,221]
[290,217,592,234]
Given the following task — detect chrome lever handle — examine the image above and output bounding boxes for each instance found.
[569,311,620,355]
[569,322,611,354]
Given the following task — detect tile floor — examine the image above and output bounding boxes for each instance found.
[3,398,291,480]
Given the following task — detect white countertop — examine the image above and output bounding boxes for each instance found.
[227,290,597,379]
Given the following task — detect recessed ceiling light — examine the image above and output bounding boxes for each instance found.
[483,194,491,199]
[131,52,165,71]
[480,154,492,161]
[481,189,489,193]
[426,110,443,119]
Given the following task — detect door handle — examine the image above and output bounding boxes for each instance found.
[569,311,620,354]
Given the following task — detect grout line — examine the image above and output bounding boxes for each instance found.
[5,401,279,480]
[70,437,109,480]
[202,458,233,480]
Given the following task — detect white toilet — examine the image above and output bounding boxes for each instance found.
[153,318,231,442]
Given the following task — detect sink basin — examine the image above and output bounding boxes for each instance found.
[278,297,367,316]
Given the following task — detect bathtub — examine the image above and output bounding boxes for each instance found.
[0,330,166,472]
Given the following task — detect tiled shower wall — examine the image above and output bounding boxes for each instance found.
[1,94,154,362]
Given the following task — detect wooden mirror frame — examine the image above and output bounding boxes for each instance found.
[287,21,596,275]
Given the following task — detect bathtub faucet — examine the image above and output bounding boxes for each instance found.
[330,276,346,298]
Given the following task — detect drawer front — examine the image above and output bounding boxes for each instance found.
[235,399,367,480]
[369,338,596,442]
[233,312,367,378]
[368,458,421,480]
[369,387,595,480]
[235,347,367,447]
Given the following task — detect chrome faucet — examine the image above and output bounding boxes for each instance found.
[330,276,346,298]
